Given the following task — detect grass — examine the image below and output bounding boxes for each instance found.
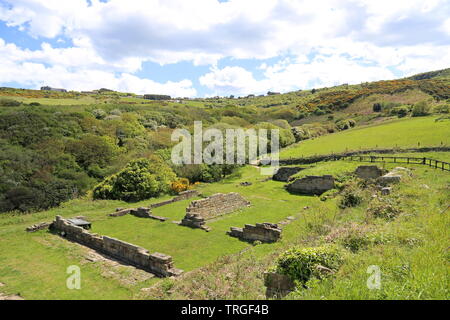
[280,116,450,159]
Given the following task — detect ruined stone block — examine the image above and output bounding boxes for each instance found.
[286,175,335,195]
[228,223,282,243]
[355,165,384,180]
[180,193,250,231]
[381,187,392,195]
[273,167,305,182]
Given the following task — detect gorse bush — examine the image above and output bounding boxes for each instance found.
[93,157,177,202]
[272,246,343,284]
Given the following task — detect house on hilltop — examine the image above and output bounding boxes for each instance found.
[41,86,67,92]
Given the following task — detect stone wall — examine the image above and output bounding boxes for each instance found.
[377,167,411,186]
[272,167,305,182]
[228,223,282,243]
[180,193,250,231]
[51,216,182,277]
[150,190,199,209]
[355,165,384,179]
[286,175,335,195]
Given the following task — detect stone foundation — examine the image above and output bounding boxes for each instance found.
[228,223,282,243]
[286,175,335,195]
[355,165,384,179]
[26,222,51,232]
[273,167,305,182]
[150,190,199,208]
[180,193,250,231]
[51,216,182,277]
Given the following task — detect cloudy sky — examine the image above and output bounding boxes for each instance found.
[0,0,449,97]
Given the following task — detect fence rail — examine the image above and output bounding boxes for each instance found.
[279,147,450,172]
[340,155,450,171]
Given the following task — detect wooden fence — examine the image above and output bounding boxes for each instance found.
[339,155,450,171]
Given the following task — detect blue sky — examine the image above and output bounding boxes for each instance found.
[0,0,449,97]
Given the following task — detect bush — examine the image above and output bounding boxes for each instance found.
[367,197,402,220]
[412,101,430,117]
[336,119,356,131]
[338,185,364,209]
[171,178,190,194]
[373,103,382,112]
[0,98,21,107]
[390,106,410,118]
[93,157,177,201]
[272,246,343,284]
[433,104,449,114]
[325,223,371,253]
[29,102,41,107]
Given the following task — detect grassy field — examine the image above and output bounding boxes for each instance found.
[280,116,450,159]
[0,155,448,300]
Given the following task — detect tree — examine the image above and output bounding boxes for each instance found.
[412,101,430,117]
[93,157,177,201]
[65,134,120,170]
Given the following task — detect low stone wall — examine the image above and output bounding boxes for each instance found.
[355,165,384,179]
[150,190,199,209]
[26,222,51,232]
[51,216,182,277]
[228,223,282,243]
[286,175,335,195]
[272,167,305,182]
[180,193,250,231]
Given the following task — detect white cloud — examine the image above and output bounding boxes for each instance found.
[0,39,196,97]
[199,54,398,96]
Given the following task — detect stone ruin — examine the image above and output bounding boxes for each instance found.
[355,165,384,180]
[108,190,199,220]
[51,216,182,277]
[286,175,335,195]
[180,193,251,231]
[109,207,168,221]
[227,223,282,243]
[377,167,412,186]
[150,190,199,209]
[273,167,305,182]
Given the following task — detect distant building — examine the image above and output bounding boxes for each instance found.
[143,94,171,100]
[246,94,255,98]
[41,86,67,92]
[267,91,280,96]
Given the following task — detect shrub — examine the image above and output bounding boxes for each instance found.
[272,246,343,284]
[336,119,356,131]
[373,103,382,112]
[338,185,364,209]
[93,157,177,201]
[367,197,402,220]
[390,106,410,118]
[0,98,21,107]
[412,101,430,117]
[433,104,449,114]
[29,102,41,107]
[171,178,190,194]
[92,109,107,119]
[325,223,371,253]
